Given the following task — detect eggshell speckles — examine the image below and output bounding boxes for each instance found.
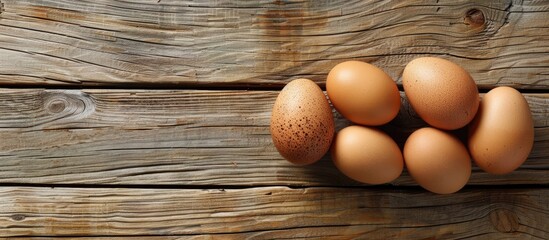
[331,125,403,184]
[270,78,335,165]
[468,87,534,174]
[403,57,479,130]
[404,127,471,194]
[327,61,400,126]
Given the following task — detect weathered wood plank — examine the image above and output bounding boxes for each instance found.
[0,186,547,238]
[0,89,547,186]
[0,0,547,88]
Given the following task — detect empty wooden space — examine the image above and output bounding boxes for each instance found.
[1,0,548,88]
[1,187,547,238]
[0,0,547,239]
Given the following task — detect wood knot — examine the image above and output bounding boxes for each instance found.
[464,9,485,29]
[11,214,26,221]
[47,99,67,113]
[490,208,519,233]
[0,1,4,15]
[273,0,286,5]
[44,90,95,120]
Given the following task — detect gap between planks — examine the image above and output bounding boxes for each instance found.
[0,83,549,94]
[0,182,547,191]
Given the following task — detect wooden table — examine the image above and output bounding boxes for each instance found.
[0,0,548,238]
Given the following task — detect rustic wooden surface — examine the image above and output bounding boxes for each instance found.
[2,187,548,239]
[0,0,547,88]
[0,0,548,238]
[0,89,547,186]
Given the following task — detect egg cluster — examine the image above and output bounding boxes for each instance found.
[270,57,534,194]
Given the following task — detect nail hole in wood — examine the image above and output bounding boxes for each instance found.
[464,8,485,29]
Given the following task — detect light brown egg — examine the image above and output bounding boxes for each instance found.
[331,125,403,184]
[402,57,479,130]
[327,61,400,126]
[270,78,335,165]
[404,127,471,194]
[468,87,534,174]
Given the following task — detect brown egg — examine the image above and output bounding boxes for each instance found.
[402,57,479,130]
[270,78,335,165]
[404,127,471,194]
[331,125,403,184]
[468,87,534,174]
[327,61,400,126]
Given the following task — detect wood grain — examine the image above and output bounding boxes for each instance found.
[0,89,547,186]
[0,186,547,238]
[0,0,547,88]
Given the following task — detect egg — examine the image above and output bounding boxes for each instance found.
[270,78,335,165]
[468,87,534,174]
[402,57,479,130]
[327,61,400,126]
[331,125,403,184]
[404,127,471,194]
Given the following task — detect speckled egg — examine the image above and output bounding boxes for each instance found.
[270,78,335,165]
[402,57,479,130]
